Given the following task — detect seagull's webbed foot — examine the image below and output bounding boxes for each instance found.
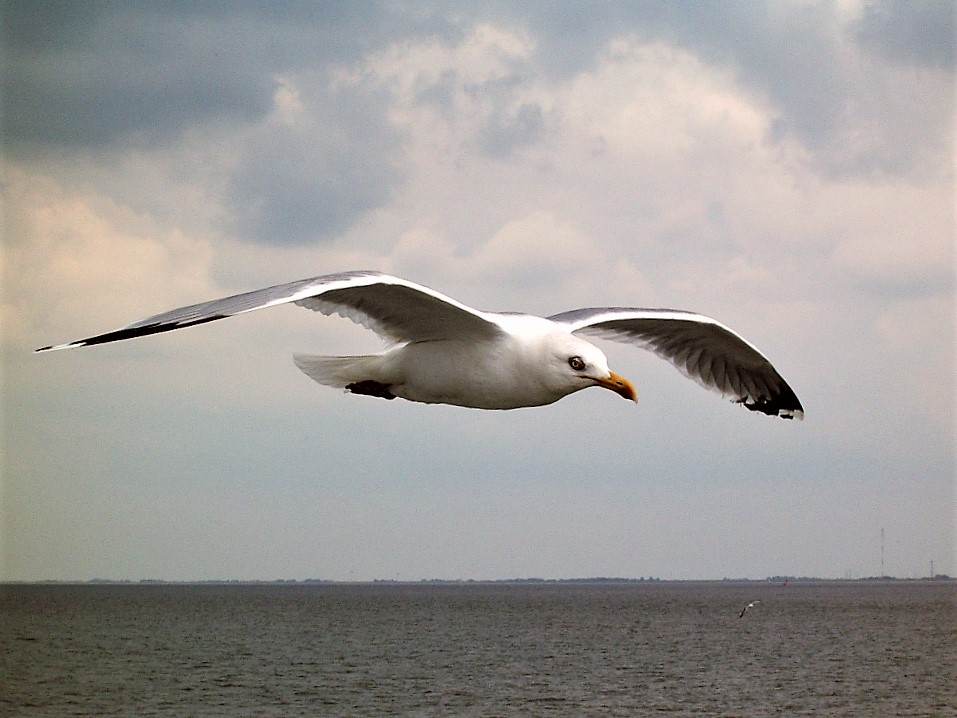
[346,380,396,400]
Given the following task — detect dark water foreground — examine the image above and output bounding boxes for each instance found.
[2,581,954,716]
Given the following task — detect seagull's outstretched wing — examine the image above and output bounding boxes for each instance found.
[739,600,761,617]
[549,307,803,419]
[36,271,503,352]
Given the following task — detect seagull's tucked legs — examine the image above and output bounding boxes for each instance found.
[345,380,396,400]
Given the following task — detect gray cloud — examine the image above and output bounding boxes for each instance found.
[0,1,455,150]
[5,1,950,211]
[855,0,955,69]
[407,53,547,158]
[477,101,546,157]
[4,4,270,148]
[227,82,402,245]
[500,1,954,178]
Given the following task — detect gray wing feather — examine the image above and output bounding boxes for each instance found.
[36,271,502,351]
[549,307,803,419]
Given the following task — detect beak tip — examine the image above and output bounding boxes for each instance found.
[599,371,637,403]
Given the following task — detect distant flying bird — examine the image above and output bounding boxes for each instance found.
[36,270,803,417]
[738,600,761,618]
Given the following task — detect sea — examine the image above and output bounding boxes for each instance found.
[2,581,954,717]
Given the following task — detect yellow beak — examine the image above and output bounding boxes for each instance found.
[595,371,637,402]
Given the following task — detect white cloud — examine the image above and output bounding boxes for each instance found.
[564,39,767,159]
[4,165,213,352]
[269,75,306,128]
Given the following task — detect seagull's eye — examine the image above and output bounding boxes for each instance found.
[568,356,586,371]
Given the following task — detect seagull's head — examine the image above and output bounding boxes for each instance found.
[547,335,637,403]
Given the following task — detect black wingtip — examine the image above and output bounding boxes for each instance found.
[35,342,85,353]
[34,315,227,353]
[738,381,804,420]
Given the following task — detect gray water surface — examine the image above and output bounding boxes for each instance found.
[2,582,953,716]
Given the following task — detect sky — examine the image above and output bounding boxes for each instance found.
[2,1,954,582]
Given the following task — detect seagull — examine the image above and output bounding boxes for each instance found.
[36,270,803,417]
[738,600,761,618]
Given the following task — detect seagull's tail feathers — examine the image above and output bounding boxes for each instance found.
[293,354,380,389]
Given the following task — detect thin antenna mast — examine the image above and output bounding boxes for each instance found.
[881,528,885,577]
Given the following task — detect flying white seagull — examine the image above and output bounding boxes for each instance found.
[738,600,761,618]
[36,270,803,418]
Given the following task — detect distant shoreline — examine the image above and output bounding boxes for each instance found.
[3,576,953,587]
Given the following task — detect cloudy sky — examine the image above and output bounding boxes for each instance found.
[2,1,954,582]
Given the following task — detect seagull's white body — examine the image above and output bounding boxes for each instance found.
[37,270,803,418]
[295,313,622,409]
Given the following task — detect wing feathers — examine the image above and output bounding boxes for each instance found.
[294,282,500,343]
[36,271,502,352]
[549,307,803,419]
